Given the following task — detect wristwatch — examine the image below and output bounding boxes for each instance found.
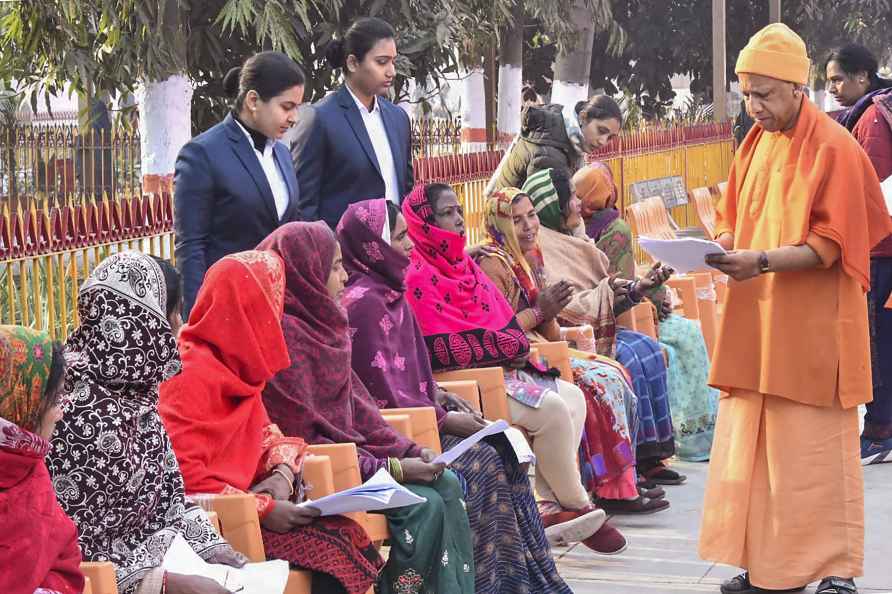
[758,251,771,274]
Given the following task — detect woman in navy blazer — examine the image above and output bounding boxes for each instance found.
[174,52,305,316]
[288,18,414,228]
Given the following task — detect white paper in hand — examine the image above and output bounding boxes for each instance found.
[638,236,726,274]
[431,419,510,465]
[881,176,892,214]
[161,533,289,594]
[300,468,426,516]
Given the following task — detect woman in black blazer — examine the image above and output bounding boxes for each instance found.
[288,18,414,228]
[174,51,305,316]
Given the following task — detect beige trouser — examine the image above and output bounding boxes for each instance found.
[508,379,589,509]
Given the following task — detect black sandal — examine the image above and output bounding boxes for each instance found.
[720,573,806,594]
[816,577,857,594]
[640,462,687,485]
[597,496,670,515]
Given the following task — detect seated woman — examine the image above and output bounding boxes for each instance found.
[159,250,383,594]
[338,198,574,593]
[0,326,83,594]
[401,183,626,555]
[258,222,476,594]
[47,252,244,594]
[476,187,669,515]
[520,168,685,486]
[573,163,719,461]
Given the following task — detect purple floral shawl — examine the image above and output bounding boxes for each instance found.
[337,199,448,427]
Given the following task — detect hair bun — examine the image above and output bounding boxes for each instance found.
[325,39,346,70]
[222,67,242,98]
[573,100,587,116]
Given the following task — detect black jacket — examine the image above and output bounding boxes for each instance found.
[489,104,580,192]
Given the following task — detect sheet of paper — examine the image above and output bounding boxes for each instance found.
[431,419,510,465]
[300,468,427,516]
[500,426,536,465]
[162,534,289,594]
[637,236,727,274]
[881,175,892,213]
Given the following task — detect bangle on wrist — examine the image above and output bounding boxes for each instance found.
[388,457,404,483]
[271,468,295,496]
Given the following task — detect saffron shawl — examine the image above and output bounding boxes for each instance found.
[717,97,892,292]
[259,222,420,480]
[402,185,531,371]
[159,251,307,497]
[47,252,226,594]
[337,199,447,424]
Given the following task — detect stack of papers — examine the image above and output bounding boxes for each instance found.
[638,236,726,274]
[162,534,289,594]
[300,468,427,516]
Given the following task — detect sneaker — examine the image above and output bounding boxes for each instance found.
[580,522,628,555]
[541,506,607,546]
[861,436,892,465]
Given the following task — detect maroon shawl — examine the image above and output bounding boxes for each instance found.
[337,199,447,426]
[258,222,420,480]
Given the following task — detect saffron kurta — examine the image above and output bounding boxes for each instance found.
[699,98,892,589]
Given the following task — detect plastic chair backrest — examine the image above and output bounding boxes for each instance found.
[385,407,443,454]
[529,341,573,383]
[690,186,717,237]
[437,380,482,413]
[79,562,118,594]
[433,367,511,422]
[666,276,700,320]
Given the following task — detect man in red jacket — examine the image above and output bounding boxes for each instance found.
[827,43,892,465]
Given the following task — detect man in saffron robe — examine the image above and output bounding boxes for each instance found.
[699,23,892,594]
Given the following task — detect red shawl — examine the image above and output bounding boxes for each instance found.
[402,185,530,371]
[258,222,420,480]
[159,251,301,494]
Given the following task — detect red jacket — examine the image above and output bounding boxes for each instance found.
[0,447,84,594]
[852,99,892,257]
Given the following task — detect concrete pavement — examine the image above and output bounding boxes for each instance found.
[556,460,892,593]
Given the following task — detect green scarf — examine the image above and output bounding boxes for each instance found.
[522,168,563,231]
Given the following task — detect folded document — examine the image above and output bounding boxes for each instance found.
[300,467,426,515]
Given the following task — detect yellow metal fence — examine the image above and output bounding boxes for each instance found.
[2,127,732,339]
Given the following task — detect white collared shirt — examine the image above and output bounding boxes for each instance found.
[346,84,401,205]
[234,119,290,220]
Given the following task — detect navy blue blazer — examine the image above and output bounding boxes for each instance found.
[174,114,301,317]
[288,85,414,228]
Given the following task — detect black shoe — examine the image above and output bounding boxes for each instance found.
[816,577,857,594]
[720,573,806,594]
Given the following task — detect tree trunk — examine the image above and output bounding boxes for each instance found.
[460,65,488,152]
[483,45,498,147]
[496,6,524,143]
[137,0,190,182]
[136,75,193,178]
[551,0,595,116]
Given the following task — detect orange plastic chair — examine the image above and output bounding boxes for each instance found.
[529,341,573,382]
[666,276,700,320]
[83,576,94,594]
[206,510,221,534]
[691,272,718,357]
[80,562,117,594]
[632,302,659,340]
[690,186,717,238]
[433,367,511,423]
[383,406,443,454]
[438,379,482,413]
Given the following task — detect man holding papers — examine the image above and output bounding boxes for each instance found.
[699,24,892,594]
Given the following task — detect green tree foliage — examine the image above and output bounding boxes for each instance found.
[0,0,511,133]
